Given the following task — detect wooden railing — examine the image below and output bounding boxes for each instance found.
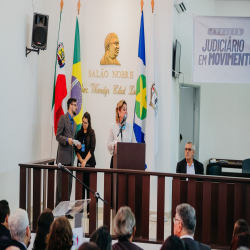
[19,159,250,249]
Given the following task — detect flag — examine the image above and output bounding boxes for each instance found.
[50,11,67,135]
[71,17,83,132]
[145,12,158,171]
[133,11,147,144]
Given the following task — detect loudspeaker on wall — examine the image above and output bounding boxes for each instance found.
[31,13,49,50]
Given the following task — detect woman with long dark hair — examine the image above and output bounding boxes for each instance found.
[46,217,73,250]
[33,209,54,250]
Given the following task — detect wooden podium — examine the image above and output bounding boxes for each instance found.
[113,142,145,236]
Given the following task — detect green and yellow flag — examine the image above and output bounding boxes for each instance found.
[71,17,83,132]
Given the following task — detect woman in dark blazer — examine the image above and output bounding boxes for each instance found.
[75,112,96,205]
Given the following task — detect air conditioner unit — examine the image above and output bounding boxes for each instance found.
[174,0,187,13]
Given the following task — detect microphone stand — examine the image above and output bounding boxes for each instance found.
[60,165,107,228]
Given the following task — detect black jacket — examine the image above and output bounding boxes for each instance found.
[182,238,211,250]
[11,239,27,250]
[75,127,96,167]
[0,224,11,239]
[176,158,204,175]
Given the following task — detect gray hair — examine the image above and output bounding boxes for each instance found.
[186,142,195,151]
[176,204,196,235]
[9,209,29,242]
[114,206,135,240]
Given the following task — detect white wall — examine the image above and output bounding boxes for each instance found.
[39,0,178,212]
[0,0,44,211]
[177,0,250,170]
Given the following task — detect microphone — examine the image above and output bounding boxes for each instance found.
[58,163,64,169]
[58,163,71,174]
[121,114,127,125]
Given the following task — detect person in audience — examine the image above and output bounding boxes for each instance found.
[173,203,210,250]
[9,209,31,250]
[90,226,112,250]
[160,235,186,250]
[0,200,11,239]
[112,206,143,250]
[230,232,250,250]
[33,208,54,250]
[46,216,73,250]
[233,219,250,239]
[78,242,100,250]
[176,142,204,175]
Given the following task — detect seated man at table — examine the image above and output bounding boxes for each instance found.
[176,142,204,175]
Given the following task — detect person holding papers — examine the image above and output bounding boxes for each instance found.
[107,100,136,168]
[56,98,81,210]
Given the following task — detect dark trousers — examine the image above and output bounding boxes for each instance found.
[56,164,73,206]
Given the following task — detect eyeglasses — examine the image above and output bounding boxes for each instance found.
[82,121,88,125]
[185,148,193,151]
[173,217,181,223]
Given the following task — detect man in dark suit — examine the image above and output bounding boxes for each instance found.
[56,98,81,207]
[174,203,211,250]
[9,209,31,250]
[0,200,11,239]
[176,142,204,175]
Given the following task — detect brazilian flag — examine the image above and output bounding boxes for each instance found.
[71,17,83,132]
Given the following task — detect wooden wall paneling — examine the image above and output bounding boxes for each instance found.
[128,175,135,214]
[157,176,165,242]
[172,178,181,235]
[61,171,69,201]
[141,175,150,240]
[47,169,55,210]
[75,171,83,200]
[103,173,112,232]
[19,167,27,210]
[89,172,97,235]
[195,181,203,242]
[33,168,41,231]
[202,180,211,244]
[218,182,227,245]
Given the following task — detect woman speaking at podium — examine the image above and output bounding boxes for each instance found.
[107,100,136,168]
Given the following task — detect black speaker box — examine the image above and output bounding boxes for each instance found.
[31,13,49,50]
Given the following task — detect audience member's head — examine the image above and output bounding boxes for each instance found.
[33,208,54,250]
[9,209,31,247]
[233,219,250,238]
[174,203,196,238]
[6,247,19,250]
[46,216,73,250]
[90,226,112,250]
[230,232,250,250]
[160,235,186,250]
[0,200,10,229]
[78,242,100,250]
[114,206,136,242]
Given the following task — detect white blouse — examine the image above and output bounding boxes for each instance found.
[107,123,137,155]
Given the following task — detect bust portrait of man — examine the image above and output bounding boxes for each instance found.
[100,33,121,65]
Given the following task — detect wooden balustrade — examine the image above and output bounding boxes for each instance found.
[19,159,250,249]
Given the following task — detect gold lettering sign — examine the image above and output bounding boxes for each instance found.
[90,83,110,97]
[129,85,136,95]
[100,33,121,65]
[113,85,126,94]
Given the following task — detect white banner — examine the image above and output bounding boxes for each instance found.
[193,16,250,84]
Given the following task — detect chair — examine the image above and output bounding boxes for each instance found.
[242,158,250,173]
[206,163,222,176]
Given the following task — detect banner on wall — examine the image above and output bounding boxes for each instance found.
[193,16,250,84]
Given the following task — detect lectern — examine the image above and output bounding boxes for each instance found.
[113,142,145,236]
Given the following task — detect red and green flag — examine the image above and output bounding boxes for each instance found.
[50,11,67,135]
[71,17,83,132]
